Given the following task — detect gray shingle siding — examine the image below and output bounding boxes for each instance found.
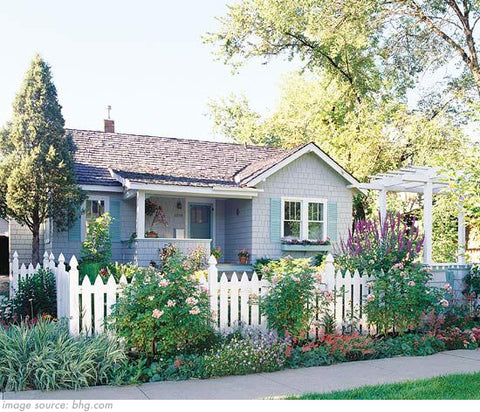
[9,219,45,265]
[223,199,252,263]
[251,152,353,261]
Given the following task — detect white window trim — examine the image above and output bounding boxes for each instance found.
[281,197,328,241]
[82,195,110,241]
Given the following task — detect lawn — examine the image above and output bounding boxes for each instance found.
[287,372,480,400]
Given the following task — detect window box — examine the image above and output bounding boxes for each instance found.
[281,244,331,252]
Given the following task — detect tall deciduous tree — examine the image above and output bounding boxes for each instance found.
[0,55,85,264]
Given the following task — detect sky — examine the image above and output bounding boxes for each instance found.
[0,0,298,141]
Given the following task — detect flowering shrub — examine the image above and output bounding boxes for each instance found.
[110,251,216,358]
[260,257,324,339]
[364,263,443,335]
[0,268,56,323]
[436,327,480,350]
[203,328,289,377]
[464,264,480,297]
[80,213,112,266]
[335,213,423,273]
[146,354,207,381]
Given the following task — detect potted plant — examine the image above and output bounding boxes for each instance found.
[238,249,249,265]
[211,246,222,261]
[145,230,158,238]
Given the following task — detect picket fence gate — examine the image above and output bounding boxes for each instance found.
[9,251,382,336]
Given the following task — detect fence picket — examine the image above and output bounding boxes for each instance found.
[93,276,105,334]
[219,273,229,329]
[81,276,93,334]
[250,272,260,326]
[230,272,240,327]
[239,272,250,325]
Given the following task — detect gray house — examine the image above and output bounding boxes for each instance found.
[10,121,362,267]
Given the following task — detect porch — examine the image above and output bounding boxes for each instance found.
[129,189,255,267]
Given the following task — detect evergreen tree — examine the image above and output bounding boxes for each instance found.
[0,55,85,264]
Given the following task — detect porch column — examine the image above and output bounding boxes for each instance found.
[378,188,387,225]
[136,190,145,239]
[423,181,433,265]
[457,198,466,264]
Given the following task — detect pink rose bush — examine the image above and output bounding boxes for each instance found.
[110,252,215,358]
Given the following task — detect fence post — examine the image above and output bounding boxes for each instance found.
[9,251,19,297]
[207,255,218,320]
[68,255,79,335]
[42,252,49,269]
[57,254,66,319]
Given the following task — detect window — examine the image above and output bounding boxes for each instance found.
[282,198,327,241]
[283,201,301,238]
[308,202,324,240]
[84,196,109,234]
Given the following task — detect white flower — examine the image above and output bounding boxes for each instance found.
[189,306,200,315]
[366,294,375,302]
[148,296,154,301]
[186,296,198,305]
[166,300,176,307]
[440,299,449,308]
[158,279,170,287]
[152,309,164,319]
[291,275,300,283]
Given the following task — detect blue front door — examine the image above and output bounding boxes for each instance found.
[189,204,212,239]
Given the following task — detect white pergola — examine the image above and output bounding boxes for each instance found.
[349,166,465,265]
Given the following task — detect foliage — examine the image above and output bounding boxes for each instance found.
[106,262,138,283]
[335,213,423,273]
[80,213,112,266]
[260,257,326,339]
[1,269,56,323]
[147,354,208,381]
[374,334,445,358]
[464,265,480,296]
[436,327,480,350]
[158,243,178,267]
[0,319,125,391]
[364,264,444,335]
[203,328,289,377]
[110,251,216,358]
[187,246,207,271]
[253,257,274,273]
[0,55,85,264]
[237,249,249,259]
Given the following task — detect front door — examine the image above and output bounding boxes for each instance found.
[189,204,212,239]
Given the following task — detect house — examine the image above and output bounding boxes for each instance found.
[9,119,362,267]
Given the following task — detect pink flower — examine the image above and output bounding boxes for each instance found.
[366,294,375,302]
[211,310,218,320]
[189,306,200,315]
[292,276,300,283]
[323,291,333,302]
[314,273,322,282]
[440,299,449,308]
[443,283,452,292]
[399,271,406,277]
[408,281,416,287]
[166,300,176,307]
[158,279,170,287]
[152,309,164,319]
[366,281,374,288]
[186,296,198,305]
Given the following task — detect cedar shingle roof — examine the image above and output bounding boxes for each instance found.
[69,129,291,188]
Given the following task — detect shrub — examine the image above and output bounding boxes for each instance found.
[1,268,56,322]
[80,213,112,266]
[335,212,423,273]
[464,264,480,296]
[436,327,480,350]
[374,334,445,357]
[364,263,443,335]
[106,262,138,283]
[204,328,289,377]
[110,251,216,358]
[0,319,125,391]
[146,354,207,381]
[260,257,324,339]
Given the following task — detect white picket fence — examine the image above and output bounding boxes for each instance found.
[9,252,449,336]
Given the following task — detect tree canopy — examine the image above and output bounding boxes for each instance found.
[0,55,85,264]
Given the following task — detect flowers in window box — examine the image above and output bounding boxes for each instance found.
[281,237,331,246]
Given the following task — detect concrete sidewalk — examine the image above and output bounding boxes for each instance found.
[2,349,480,400]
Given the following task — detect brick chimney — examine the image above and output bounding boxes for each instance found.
[104,119,115,133]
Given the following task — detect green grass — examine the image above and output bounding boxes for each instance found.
[287,372,480,400]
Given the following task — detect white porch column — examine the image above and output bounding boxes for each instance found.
[136,190,145,239]
[379,188,387,224]
[457,198,466,264]
[423,181,433,265]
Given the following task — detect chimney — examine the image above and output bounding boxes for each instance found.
[104,105,114,133]
[104,119,115,133]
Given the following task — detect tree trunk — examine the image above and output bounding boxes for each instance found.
[31,219,40,266]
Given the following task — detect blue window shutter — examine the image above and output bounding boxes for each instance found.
[270,198,281,243]
[327,202,338,242]
[110,200,121,242]
[68,216,81,242]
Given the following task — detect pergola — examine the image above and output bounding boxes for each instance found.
[348,166,465,265]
